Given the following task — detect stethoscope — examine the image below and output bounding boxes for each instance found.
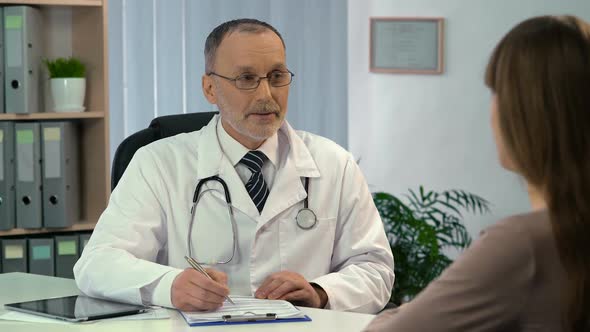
[187,174,317,265]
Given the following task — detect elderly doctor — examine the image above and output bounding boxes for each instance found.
[74,18,394,314]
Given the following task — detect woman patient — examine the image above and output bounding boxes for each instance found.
[365,15,590,332]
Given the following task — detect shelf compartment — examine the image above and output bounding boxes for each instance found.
[0,111,105,120]
[0,221,96,237]
[0,1,102,7]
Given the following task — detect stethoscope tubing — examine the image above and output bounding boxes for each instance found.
[188,175,316,265]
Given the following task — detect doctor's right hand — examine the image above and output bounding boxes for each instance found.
[171,268,229,311]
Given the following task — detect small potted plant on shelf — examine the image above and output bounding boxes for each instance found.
[374,186,491,305]
[44,57,86,112]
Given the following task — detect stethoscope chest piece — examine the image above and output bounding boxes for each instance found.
[296,208,317,230]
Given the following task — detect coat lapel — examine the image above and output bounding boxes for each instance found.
[218,160,260,220]
[258,122,320,229]
[196,115,260,220]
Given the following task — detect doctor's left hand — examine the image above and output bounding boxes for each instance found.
[254,271,328,308]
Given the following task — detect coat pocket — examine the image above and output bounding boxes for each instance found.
[278,216,337,279]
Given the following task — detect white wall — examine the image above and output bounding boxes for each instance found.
[348,0,590,237]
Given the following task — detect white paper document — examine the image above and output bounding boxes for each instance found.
[180,296,306,324]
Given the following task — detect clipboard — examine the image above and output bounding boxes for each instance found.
[178,296,312,327]
[180,312,312,327]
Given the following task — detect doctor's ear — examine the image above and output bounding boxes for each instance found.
[202,75,217,104]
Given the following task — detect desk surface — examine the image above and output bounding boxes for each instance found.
[0,273,374,332]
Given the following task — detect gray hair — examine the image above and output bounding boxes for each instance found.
[204,18,286,73]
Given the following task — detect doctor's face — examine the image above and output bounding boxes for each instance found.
[202,30,289,149]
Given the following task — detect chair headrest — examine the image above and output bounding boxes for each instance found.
[149,112,218,139]
[111,112,218,191]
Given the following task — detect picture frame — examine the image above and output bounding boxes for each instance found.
[370,17,444,74]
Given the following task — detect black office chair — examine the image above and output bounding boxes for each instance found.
[111,112,218,191]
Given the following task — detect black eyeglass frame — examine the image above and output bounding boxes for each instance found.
[207,70,295,90]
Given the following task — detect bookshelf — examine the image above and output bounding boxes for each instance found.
[0,111,105,120]
[0,0,109,237]
[0,0,101,6]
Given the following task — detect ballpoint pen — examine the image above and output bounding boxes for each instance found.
[184,255,235,305]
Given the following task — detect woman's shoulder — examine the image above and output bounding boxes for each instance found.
[483,209,559,280]
[486,210,552,244]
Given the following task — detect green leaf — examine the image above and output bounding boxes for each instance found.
[408,189,421,206]
[437,200,463,217]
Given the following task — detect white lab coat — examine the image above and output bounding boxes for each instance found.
[74,115,394,314]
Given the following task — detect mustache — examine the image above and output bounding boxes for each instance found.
[248,101,281,115]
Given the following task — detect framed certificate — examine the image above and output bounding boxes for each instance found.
[370,17,444,74]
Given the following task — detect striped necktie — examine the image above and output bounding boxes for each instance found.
[239,151,270,213]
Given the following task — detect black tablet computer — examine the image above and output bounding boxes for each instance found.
[4,295,150,322]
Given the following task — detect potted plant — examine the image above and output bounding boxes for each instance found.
[373,186,490,305]
[44,57,86,112]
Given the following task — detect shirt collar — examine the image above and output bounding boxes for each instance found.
[217,119,279,168]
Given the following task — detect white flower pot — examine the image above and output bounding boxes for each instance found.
[50,78,86,112]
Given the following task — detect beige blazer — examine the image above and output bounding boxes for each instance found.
[364,210,566,332]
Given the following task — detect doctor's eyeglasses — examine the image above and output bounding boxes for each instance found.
[207,70,294,90]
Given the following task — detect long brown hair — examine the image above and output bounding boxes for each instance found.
[485,15,590,331]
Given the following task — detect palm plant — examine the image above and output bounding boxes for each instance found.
[373,186,490,305]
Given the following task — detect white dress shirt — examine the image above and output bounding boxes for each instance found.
[216,119,280,190]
